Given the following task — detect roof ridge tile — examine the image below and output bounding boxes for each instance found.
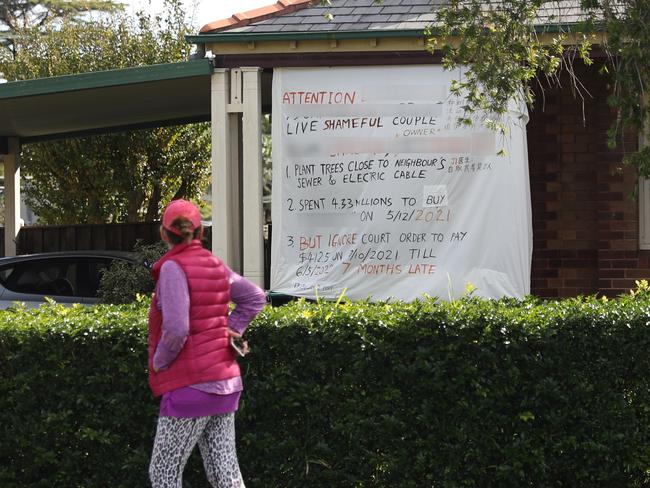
[200,0,314,34]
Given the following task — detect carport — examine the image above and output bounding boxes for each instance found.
[0,58,268,286]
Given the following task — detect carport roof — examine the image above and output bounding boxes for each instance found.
[0,59,213,144]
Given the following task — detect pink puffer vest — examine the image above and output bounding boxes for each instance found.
[148,240,240,397]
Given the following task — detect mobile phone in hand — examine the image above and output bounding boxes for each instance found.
[230,337,248,357]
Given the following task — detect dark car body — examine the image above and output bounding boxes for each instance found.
[0,251,136,308]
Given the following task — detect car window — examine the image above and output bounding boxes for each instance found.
[76,257,116,298]
[0,267,13,284]
[3,258,77,297]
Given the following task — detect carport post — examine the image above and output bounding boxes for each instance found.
[241,67,264,287]
[211,68,242,272]
[2,137,20,257]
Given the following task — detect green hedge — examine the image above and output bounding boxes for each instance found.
[1,286,649,487]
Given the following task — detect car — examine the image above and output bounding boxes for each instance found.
[0,251,137,309]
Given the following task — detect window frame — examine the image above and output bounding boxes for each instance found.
[641,177,650,250]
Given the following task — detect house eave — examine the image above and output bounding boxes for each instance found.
[187,22,605,45]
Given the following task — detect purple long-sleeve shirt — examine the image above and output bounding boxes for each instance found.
[154,260,266,417]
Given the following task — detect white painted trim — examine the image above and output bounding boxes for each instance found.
[4,138,20,257]
[241,67,265,287]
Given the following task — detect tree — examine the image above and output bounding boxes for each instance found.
[429,1,650,178]
[263,114,272,199]
[0,0,121,55]
[0,0,119,31]
[0,1,212,224]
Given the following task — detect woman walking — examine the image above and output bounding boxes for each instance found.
[148,199,266,487]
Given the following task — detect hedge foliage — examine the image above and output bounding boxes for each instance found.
[1,285,649,487]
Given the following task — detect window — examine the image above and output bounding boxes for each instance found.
[0,256,131,301]
[76,258,115,298]
[641,178,650,250]
[1,258,77,296]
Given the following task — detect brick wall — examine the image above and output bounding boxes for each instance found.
[528,63,650,298]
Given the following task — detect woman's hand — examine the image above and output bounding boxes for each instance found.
[228,329,250,356]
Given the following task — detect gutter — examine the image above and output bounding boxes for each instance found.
[0,59,213,100]
[186,23,604,45]
[186,29,427,44]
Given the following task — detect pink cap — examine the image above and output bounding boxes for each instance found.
[162,199,202,236]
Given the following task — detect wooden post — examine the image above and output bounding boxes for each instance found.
[3,138,20,257]
[241,67,264,287]
[211,69,242,271]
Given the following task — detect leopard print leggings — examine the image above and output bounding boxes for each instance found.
[149,413,245,488]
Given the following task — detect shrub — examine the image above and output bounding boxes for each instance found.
[1,285,649,487]
[97,241,167,304]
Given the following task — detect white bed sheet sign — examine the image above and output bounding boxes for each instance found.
[270,66,532,302]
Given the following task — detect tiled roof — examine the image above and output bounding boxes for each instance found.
[199,0,611,36]
[200,0,312,33]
